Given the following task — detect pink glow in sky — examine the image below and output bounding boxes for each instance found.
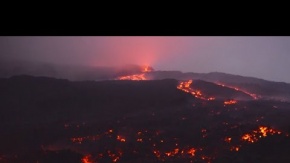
[1,36,290,82]
[88,37,195,66]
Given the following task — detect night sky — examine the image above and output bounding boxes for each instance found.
[1,36,290,83]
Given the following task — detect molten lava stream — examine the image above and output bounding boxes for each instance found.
[118,73,146,80]
[82,154,93,163]
[177,80,214,101]
[116,65,152,81]
[215,83,259,100]
[224,100,237,105]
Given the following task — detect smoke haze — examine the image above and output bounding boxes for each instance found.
[1,36,290,82]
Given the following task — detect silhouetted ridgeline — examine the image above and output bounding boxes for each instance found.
[0,75,188,123]
[0,58,153,81]
[149,71,290,101]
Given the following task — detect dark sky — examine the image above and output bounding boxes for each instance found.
[1,36,290,83]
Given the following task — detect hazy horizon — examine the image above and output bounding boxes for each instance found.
[1,36,290,83]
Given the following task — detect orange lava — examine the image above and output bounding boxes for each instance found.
[241,126,283,143]
[153,147,197,160]
[107,150,123,162]
[224,100,237,105]
[216,83,259,100]
[241,134,256,143]
[187,148,196,156]
[165,148,180,157]
[81,154,93,163]
[230,146,240,152]
[141,65,152,72]
[116,65,152,81]
[153,150,161,158]
[224,137,232,143]
[207,97,215,101]
[118,74,146,80]
[68,129,217,162]
[117,135,126,142]
[177,80,210,100]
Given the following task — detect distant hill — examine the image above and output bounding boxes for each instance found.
[1,58,290,101]
[148,71,290,101]
[0,58,152,81]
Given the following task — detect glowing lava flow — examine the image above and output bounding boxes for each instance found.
[224,100,237,105]
[177,80,215,101]
[69,129,211,162]
[118,74,146,80]
[241,126,282,143]
[117,65,152,81]
[81,154,93,163]
[216,83,259,100]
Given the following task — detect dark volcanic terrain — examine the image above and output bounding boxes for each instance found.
[1,75,290,163]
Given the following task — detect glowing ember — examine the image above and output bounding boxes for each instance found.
[230,146,240,152]
[224,100,237,105]
[207,97,215,101]
[201,129,207,138]
[241,126,283,143]
[153,150,161,158]
[71,135,101,144]
[71,137,84,144]
[187,148,196,156]
[107,150,122,162]
[241,134,256,143]
[81,154,93,163]
[65,120,288,162]
[165,148,180,157]
[224,137,232,143]
[117,135,126,142]
[113,157,120,162]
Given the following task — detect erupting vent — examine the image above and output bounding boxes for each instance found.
[116,65,152,81]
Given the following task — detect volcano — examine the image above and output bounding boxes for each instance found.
[1,64,290,162]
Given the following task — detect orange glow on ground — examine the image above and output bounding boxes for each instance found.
[207,97,215,101]
[241,126,283,143]
[224,137,232,143]
[187,148,196,156]
[81,154,93,163]
[177,80,211,100]
[66,125,289,162]
[141,65,152,72]
[216,83,259,100]
[224,100,237,105]
[117,135,126,142]
[118,73,146,80]
[116,65,152,81]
